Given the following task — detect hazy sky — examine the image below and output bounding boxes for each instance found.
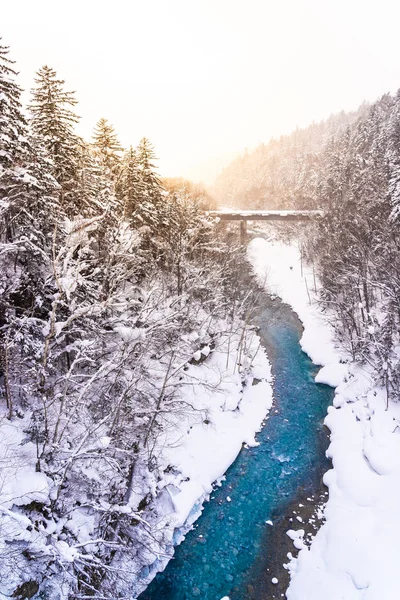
[3,0,400,184]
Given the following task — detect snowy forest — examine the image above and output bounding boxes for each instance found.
[216,94,400,402]
[0,40,264,599]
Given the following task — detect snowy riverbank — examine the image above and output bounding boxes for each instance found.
[3,235,399,600]
[133,320,274,595]
[248,237,400,600]
[0,301,274,599]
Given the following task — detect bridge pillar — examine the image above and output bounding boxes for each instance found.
[240,220,247,245]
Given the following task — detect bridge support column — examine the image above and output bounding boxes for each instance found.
[240,220,247,245]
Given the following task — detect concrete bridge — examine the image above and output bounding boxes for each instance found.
[208,209,324,242]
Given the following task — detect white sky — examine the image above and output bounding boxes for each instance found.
[3,0,400,184]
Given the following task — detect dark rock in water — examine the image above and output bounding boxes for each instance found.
[192,587,201,596]
[12,581,39,599]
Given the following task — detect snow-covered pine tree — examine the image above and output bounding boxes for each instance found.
[134,137,164,232]
[386,89,400,222]
[76,140,121,218]
[120,145,141,217]
[29,65,82,215]
[0,40,31,415]
[92,117,123,179]
[0,41,32,242]
[0,46,61,266]
[157,188,212,295]
[0,42,60,416]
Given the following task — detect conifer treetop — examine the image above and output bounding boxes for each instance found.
[92,118,123,153]
[28,64,82,201]
[91,118,123,174]
[136,137,162,188]
[29,65,80,128]
[0,41,29,166]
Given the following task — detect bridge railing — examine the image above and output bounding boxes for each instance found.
[207,209,324,221]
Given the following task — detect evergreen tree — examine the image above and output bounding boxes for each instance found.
[92,117,122,177]
[120,145,141,217]
[29,65,82,214]
[137,137,162,191]
[158,189,212,295]
[386,89,400,221]
[0,43,60,415]
[0,44,59,262]
[76,141,120,217]
[134,137,164,231]
[0,41,31,241]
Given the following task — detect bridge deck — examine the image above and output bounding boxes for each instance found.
[208,209,323,221]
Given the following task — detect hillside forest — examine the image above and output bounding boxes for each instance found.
[216,94,400,400]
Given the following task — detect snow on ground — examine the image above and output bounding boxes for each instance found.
[248,237,400,600]
[0,414,53,597]
[0,292,274,598]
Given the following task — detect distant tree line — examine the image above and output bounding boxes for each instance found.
[215,107,367,209]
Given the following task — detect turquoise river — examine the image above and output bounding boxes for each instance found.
[138,295,334,600]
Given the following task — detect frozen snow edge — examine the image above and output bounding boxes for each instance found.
[248,238,400,600]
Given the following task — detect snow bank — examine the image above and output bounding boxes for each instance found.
[0,420,51,511]
[248,238,400,600]
[160,346,273,530]
[248,238,338,366]
[136,325,274,588]
[0,416,53,594]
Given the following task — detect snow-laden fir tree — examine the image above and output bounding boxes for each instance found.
[120,145,141,217]
[0,48,61,256]
[76,140,121,218]
[0,43,60,417]
[29,65,82,215]
[157,187,213,295]
[133,137,164,232]
[386,89,400,222]
[92,117,123,178]
[0,41,31,242]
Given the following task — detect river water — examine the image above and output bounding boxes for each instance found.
[138,295,334,600]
